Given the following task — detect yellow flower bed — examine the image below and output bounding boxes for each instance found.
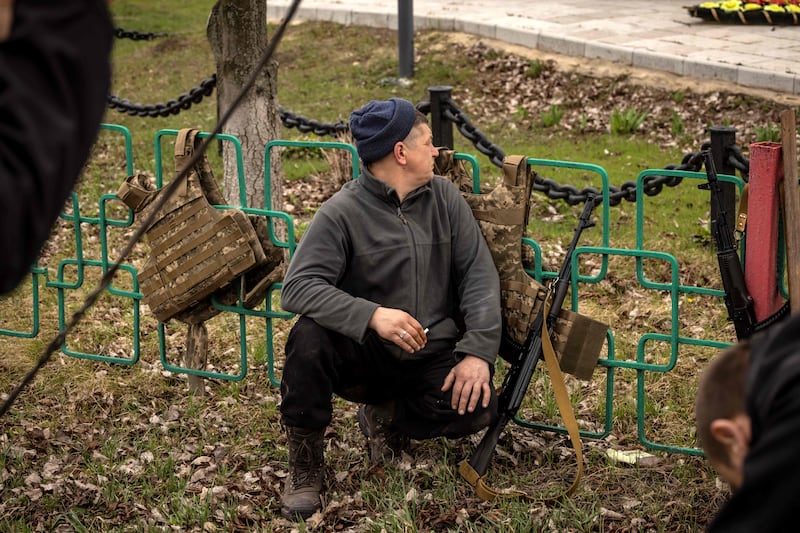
[690,0,800,23]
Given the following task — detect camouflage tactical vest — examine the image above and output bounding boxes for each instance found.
[117,128,284,325]
[435,150,605,380]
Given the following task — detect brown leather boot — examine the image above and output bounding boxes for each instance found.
[280,426,325,520]
[357,403,410,464]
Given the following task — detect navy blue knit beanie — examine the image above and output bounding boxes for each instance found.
[349,98,417,164]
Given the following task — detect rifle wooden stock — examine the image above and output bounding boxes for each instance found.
[701,150,757,340]
[465,196,598,480]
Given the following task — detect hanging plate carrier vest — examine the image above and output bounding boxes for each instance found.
[434,150,606,380]
[117,128,284,324]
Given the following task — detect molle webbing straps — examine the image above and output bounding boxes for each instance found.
[456,154,546,358]
[504,154,535,236]
[117,128,267,323]
[435,150,605,378]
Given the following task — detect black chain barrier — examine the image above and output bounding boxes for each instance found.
[436,96,747,207]
[107,75,217,117]
[279,109,349,136]
[109,28,219,117]
[727,144,750,181]
[109,23,751,207]
[114,27,168,41]
[438,100,507,169]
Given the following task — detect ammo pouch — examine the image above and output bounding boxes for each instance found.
[436,150,605,380]
[117,128,284,324]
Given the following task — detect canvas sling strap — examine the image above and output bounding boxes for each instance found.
[117,127,277,324]
[735,183,749,240]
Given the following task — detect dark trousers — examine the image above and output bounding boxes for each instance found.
[280,316,498,440]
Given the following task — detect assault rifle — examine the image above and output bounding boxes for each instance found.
[460,195,599,496]
[700,149,756,341]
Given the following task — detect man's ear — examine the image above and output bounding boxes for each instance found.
[709,416,751,492]
[393,141,406,164]
[710,418,748,449]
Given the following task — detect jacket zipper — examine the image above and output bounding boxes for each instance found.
[396,204,419,316]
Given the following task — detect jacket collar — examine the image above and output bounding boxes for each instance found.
[359,166,431,204]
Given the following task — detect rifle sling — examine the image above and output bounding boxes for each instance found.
[735,183,749,240]
[458,299,584,502]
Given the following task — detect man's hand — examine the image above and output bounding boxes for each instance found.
[369,306,427,353]
[441,355,491,415]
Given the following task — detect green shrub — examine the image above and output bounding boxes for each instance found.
[541,104,564,128]
[526,59,546,78]
[671,111,684,137]
[755,122,780,142]
[609,107,648,135]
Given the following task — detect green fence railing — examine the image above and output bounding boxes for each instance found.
[509,164,748,455]
[2,131,766,456]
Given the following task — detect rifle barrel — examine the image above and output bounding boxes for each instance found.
[701,149,756,340]
[703,151,736,252]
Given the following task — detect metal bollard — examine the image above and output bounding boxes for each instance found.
[428,85,454,150]
[709,126,738,240]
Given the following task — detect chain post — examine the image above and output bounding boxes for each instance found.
[709,126,738,246]
[428,85,454,149]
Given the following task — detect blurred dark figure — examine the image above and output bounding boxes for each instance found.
[0,0,113,294]
[696,311,800,532]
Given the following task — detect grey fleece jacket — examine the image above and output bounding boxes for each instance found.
[280,168,502,364]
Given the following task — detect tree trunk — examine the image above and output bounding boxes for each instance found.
[191,1,284,392]
[184,323,208,395]
[207,0,283,213]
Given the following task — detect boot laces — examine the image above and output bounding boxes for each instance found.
[291,438,322,487]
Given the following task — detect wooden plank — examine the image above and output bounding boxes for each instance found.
[781,109,800,312]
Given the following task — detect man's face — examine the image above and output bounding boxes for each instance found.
[400,124,439,184]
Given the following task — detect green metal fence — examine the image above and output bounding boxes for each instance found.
[2,129,760,456]
[510,162,747,456]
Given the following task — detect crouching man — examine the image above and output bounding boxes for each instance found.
[277,97,502,520]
